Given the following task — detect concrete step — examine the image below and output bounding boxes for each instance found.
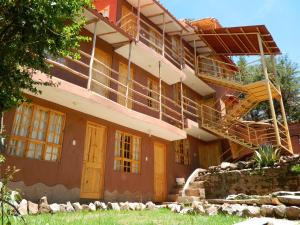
[184,188,206,198]
[177,196,201,204]
[189,181,205,188]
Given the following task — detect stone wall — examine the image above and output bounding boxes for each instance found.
[197,162,300,199]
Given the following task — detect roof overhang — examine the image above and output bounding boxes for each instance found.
[83,8,133,47]
[125,0,188,34]
[198,25,281,56]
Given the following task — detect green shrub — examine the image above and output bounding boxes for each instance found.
[290,164,300,173]
[253,145,280,168]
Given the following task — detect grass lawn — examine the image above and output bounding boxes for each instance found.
[16,209,245,225]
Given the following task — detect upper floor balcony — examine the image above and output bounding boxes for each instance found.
[113,2,215,96]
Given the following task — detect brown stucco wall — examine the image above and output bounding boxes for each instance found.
[3,95,206,202]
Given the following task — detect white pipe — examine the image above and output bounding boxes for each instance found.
[181,168,202,197]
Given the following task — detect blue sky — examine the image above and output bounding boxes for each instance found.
[160,0,300,66]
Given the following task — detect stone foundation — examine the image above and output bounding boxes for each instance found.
[198,165,300,199]
[9,181,80,203]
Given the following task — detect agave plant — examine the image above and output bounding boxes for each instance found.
[253,145,280,168]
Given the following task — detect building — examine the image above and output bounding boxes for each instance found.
[2,0,293,203]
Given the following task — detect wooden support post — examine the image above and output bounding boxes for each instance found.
[162,13,165,57]
[193,39,197,74]
[125,42,133,108]
[159,61,162,120]
[180,78,184,128]
[136,0,141,41]
[272,55,293,152]
[258,34,281,147]
[180,30,184,69]
[87,21,98,90]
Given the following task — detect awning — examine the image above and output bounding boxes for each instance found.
[125,0,188,34]
[83,8,133,47]
[198,25,281,56]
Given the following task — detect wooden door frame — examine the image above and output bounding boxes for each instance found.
[80,121,108,199]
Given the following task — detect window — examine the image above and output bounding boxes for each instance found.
[147,78,159,109]
[114,131,141,174]
[7,104,65,162]
[174,139,190,165]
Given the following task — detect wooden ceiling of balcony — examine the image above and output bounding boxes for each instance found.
[83,8,133,47]
[197,25,281,56]
[126,0,187,34]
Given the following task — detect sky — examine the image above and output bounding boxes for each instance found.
[160,0,300,66]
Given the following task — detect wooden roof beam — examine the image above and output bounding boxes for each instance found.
[225,28,247,53]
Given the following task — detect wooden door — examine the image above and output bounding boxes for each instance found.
[118,62,133,109]
[153,142,167,202]
[91,48,111,97]
[80,122,107,199]
[198,142,221,169]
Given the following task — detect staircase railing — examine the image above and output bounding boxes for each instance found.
[200,104,259,148]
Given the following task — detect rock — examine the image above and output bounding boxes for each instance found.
[81,204,89,211]
[180,207,193,214]
[88,203,96,211]
[130,202,140,211]
[236,161,247,170]
[168,203,182,213]
[261,205,275,217]
[38,196,50,214]
[72,202,83,212]
[234,217,297,225]
[59,204,67,213]
[242,206,261,217]
[137,203,146,211]
[220,162,231,170]
[120,202,130,210]
[66,202,75,212]
[49,203,60,214]
[221,204,247,216]
[278,195,300,206]
[192,201,205,214]
[286,206,300,220]
[244,160,255,169]
[145,201,156,210]
[208,166,219,172]
[95,202,107,210]
[107,202,120,211]
[176,178,185,186]
[226,193,249,200]
[274,205,286,218]
[272,191,296,197]
[28,201,38,215]
[17,199,28,216]
[205,205,219,216]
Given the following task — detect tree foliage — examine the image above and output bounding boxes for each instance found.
[237,55,300,122]
[0,0,91,112]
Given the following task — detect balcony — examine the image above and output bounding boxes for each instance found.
[32,49,188,141]
[115,13,214,95]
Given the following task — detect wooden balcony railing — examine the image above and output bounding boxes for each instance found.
[47,50,183,129]
[117,12,193,70]
[45,47,289,153]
